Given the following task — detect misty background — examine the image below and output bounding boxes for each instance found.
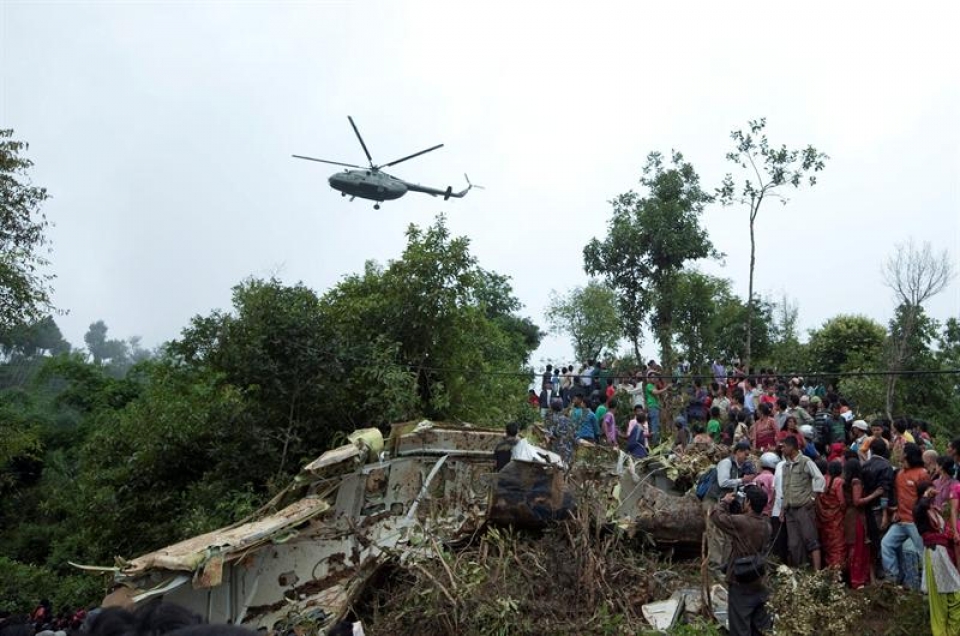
[2,1,958,365]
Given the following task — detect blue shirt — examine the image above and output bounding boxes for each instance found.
[576,410,600,441]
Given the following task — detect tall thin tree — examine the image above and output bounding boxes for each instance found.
[718,119,827,371]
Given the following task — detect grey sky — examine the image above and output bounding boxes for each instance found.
[2,2,958,367]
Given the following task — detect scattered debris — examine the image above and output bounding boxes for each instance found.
[641,598,682,630]
[76,424,729,633]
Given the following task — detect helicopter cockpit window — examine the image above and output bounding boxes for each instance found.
[365,171,371,176]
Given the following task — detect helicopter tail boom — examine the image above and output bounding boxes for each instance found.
[404,174,480,200]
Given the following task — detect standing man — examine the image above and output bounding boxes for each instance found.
[601,399,619,446]
[772,436,826,568]
[860,437,895,574]
[573,395,601,443]
[577,362,592,400]
[710,489,772,636]
[712,359,726,385]
[881,443,926,588]
[644,371,670,446]
[540,364,554,418]
[785,394,813,427]
[545,398,576,468]
[742,378,758,416]
[560,366,574,406]
[494,422,520,471]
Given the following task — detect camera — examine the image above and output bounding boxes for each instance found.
[730,486,747,514]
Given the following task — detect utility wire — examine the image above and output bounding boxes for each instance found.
[283,340,960,380]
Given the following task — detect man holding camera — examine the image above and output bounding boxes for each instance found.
[710,487,772,636]
[705,441,755,568]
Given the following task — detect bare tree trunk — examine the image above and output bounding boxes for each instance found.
[277,390,299,480]
[745,206,756,372]
[885,308,916,419]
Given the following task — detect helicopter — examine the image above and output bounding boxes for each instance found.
[293,117,479,209]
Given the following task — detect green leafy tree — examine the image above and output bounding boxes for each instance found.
[0,130,55,330]
[930,317,960,431]
[718,118,828,369]
[585,151,717,367]
[671,271,733,371]
[170,278,344,478]
[0,316,69,359]
[712,294,774,365]
[545,281,621,362]
[58,362,253,562]
[808,315,886,378]
[321,217,538,424]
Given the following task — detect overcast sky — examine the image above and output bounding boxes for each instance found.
[2,1,958,367]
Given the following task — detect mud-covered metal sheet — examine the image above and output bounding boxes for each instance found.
[393,422,503,457]
[487,460,574,527]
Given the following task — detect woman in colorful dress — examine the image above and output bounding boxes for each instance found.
[817,460,847,569]
[935,456,960,566]
[749,402,778,452]
[915,481,960,635]
[842,458,871,588]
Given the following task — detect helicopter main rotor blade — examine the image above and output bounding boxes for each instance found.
[382,144,444,168]
[291,155,364,169]
[348,116,374,166]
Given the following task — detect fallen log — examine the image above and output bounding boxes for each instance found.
[617,468,705,549]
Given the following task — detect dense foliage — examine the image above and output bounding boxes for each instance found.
[0,216,540,612]
[0,129,55,330]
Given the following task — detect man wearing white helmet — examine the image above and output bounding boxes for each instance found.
[799,425,821,460]
[755,452,784,558]
[754,453,779,515]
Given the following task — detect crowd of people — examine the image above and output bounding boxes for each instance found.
[0,601,90,636]
[530,358,960,635]
[0,601,363,636]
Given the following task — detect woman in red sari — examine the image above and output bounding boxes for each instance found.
[749,402,778,452]
[817,460,846,569]
[843,457,871,588]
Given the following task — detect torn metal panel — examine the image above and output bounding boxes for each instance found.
[392,422,503,457]
[121,496,330,575]
[90,423,617,630]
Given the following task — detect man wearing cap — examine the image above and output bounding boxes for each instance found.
[850,420,871,460]
[704,441,755,569]
[772,436,826,568]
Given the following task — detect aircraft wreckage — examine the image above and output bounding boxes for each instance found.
[76,421,710,631]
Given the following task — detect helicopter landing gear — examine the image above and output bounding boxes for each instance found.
[341,191,346,197]
[374,203,381,210]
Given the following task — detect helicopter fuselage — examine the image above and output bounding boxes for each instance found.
[294,116,475,209]
[328,169,407,202]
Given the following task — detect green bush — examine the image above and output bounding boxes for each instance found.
[0,556,103,613]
